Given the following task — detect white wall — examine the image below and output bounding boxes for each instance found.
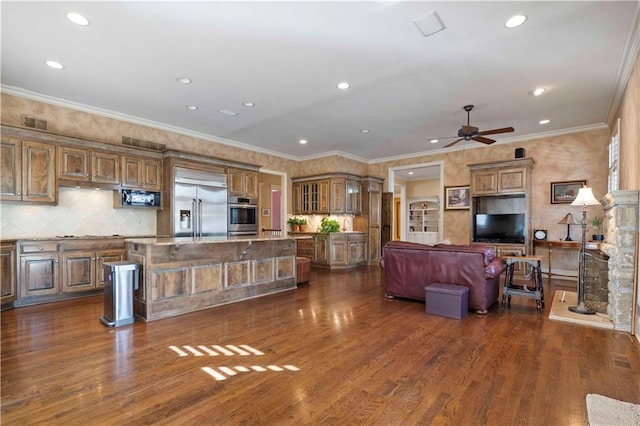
[0,187,156,238]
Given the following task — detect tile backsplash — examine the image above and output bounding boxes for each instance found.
[0,187,156,239]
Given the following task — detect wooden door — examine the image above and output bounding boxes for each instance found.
[58,146,90,181]
[0,137,21,201]
[227,168,244,196]
[141,159,162,190]
[92,151,120,184]
[95,249,126,289]
[1,243,17,304]
[22,140,56,203]
[20,254,59,296]
[62,251,95,292]
[121,156,142,188]
[244,171,258,197]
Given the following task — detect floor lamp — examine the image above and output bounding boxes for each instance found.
[569,187,601,315]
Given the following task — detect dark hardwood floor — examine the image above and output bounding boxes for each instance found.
[2,266,639,425]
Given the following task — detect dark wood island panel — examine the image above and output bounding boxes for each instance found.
[126,237,300,321]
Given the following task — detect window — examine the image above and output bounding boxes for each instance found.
[608,118,619,192]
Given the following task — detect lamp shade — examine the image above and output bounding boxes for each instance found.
[570,187,600,206]
[557,212,579,225]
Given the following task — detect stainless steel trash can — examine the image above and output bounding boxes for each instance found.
[100,261,140,327]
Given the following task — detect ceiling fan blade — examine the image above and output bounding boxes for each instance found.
[444,138,464,148]
[477,126,514,136]
[472,135,496,145]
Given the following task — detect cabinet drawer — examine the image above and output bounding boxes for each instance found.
[20,242,58,253]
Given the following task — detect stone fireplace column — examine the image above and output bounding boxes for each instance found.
[600,190,639,331]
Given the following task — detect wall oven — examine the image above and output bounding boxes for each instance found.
[227,196,258,236]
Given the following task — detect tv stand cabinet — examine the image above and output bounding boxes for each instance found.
[468,158,533,261]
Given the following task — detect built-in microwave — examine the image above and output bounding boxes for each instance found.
[121,189,161,207]
[228,196,258,235]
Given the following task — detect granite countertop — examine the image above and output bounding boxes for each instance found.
[290,231,367,235]
[5,235,153,242]
[126,235,313,246]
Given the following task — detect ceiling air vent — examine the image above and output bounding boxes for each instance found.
[23,116,48,130]
[413,11,446,38]
[122,136,166,152]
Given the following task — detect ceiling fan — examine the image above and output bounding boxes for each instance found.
[441,105,514,148]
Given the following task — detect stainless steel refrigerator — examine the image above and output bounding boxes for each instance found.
[174,168,227,237]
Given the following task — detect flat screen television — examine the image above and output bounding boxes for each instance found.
[473,213,525,244]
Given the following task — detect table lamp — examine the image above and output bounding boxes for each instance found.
[557,213,579,241]
[569,187,601,315]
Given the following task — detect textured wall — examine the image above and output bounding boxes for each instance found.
[613,50,639,191]
[368,129,609,245]
[1,187,156,238]
[0,94,613,246]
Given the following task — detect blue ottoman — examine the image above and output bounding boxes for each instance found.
[425,283,469,319]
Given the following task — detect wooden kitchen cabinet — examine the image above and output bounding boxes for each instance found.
[58,146,120,186]
[364,178,384,263]
[294,174,362,215]
[293,180,330,214]
[330,178,361,214]
[1,242,17,306]
[470,166,528,195]
[347,233,367,265]
[469,158,533,262]
[297,233,367,269]
[92,151,120,184]
[121,156,162,190]
[19,241,60,298]
[228,168,258,198]
[1,138,56,204]
[15,237,126,305]
[62,248,125,292]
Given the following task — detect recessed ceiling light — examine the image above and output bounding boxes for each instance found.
[185,105,199,110]
[67,12,89,26]
[243,102,255,107]
[45,60,64,69]
[337,82,350,90]
[430,139,439,144]
[505,15,527,28]
[176,77,192,84]
[529,87,546,96]
[218,109,238,117]
[539,119,550,124]
[360,129,370,133]
[299,139,308,144]
[408,171,414,175]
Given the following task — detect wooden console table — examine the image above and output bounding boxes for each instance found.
[533,240,581,281]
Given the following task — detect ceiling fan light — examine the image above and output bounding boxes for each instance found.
[299,139,308,144]
[505,15,527,28]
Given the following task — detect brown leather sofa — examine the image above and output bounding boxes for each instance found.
[380,241,506,313]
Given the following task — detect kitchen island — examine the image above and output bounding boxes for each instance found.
[126,235,304,321]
